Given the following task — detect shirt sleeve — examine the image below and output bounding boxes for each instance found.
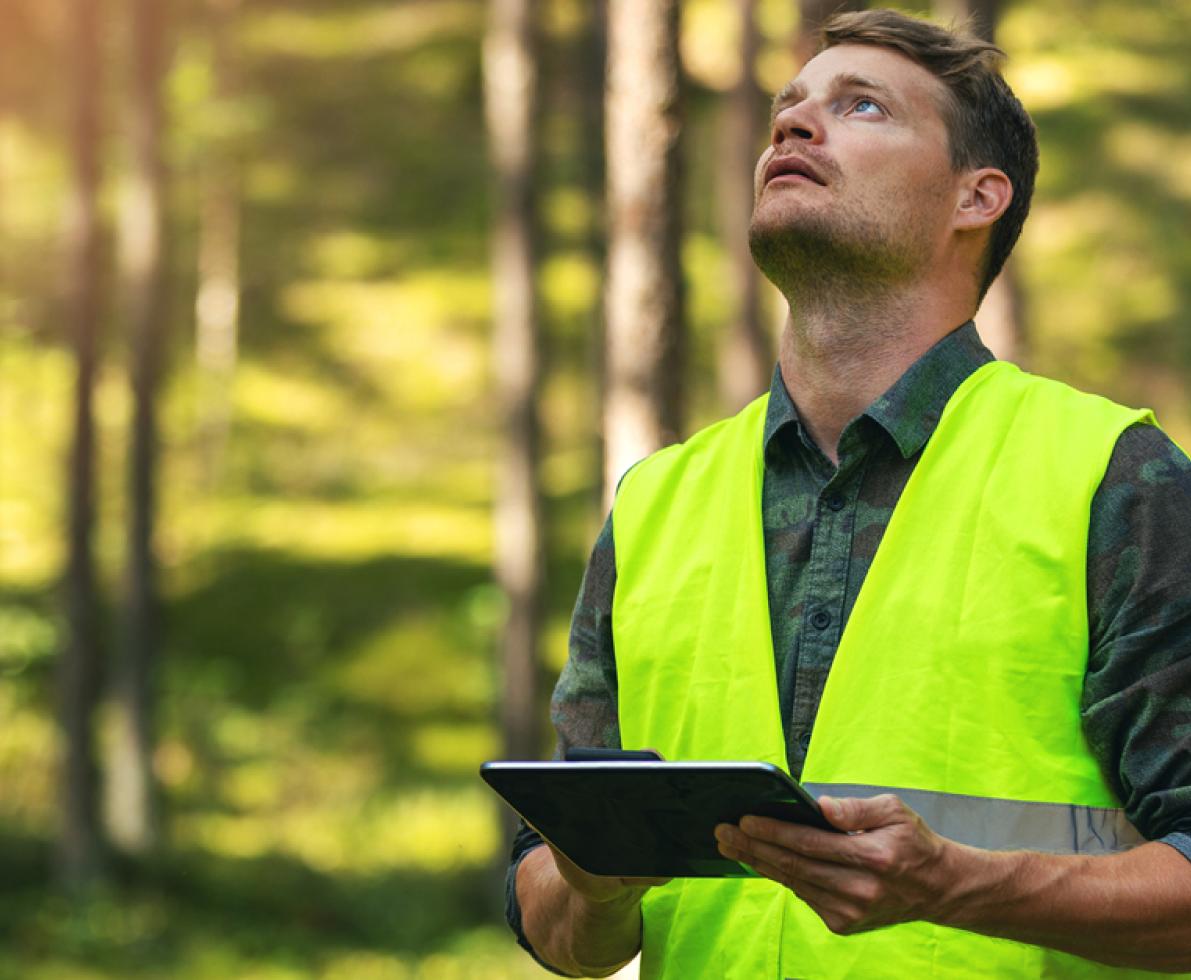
[1084,422,1191,859]
[505,512,622,967]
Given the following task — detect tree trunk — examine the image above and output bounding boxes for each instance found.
[795,0,867,67]
[934,0,1024,363]
[483,0,544,769]
[603,0,685,504]
[195,0,241,485]
[718,0,772,412]
[577,0,608,515]
[972,266,1022,362]
[58,0,106,891]
[108,0,168,855]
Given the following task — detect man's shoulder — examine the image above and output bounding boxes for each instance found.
[944,364,1154,462]
[977,363,1145,419]
[1004,369,1188,471]
[1098,421,1191,509]
[1111,419,1190,470]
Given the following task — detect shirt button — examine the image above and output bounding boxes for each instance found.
[825,493,846,512]
[798,730,812,751]
[810,609,831,630]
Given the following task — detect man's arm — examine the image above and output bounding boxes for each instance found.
[517,844,666,977]
[1083,423,1191,861]
[717,794,1191,972]
[506,515,630,973]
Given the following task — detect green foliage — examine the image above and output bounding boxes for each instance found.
[1001,0,1191,441]
[1,0,1190,975]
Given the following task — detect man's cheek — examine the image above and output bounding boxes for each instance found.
[753,153,771,203]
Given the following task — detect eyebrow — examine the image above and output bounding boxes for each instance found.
[769,72,899,123]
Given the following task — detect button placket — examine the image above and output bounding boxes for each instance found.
[765,418,876,778]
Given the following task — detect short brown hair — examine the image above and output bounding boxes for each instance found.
[821,9,1038,301]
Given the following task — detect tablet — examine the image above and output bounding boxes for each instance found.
[481,759,835,878]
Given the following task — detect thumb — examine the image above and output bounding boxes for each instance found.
[818,793,905,832]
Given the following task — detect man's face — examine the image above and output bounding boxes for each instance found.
[750,43,960,292]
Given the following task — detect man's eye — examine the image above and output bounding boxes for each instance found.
[852,98,883,115]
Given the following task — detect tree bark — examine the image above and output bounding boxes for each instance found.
[603,0,685,504]
[718,0,772,412]
[58,0,106,891]
[934,0,1024,363]
[972,265,1023,362]
[108,0,169,855]
[577,0,608,515]
[484,0,544,769]
[195,0,241,485]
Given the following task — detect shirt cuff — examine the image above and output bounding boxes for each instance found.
[506,829,574,976]
[1157,831,1191,863]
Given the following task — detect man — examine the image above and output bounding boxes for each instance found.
[507,9,1191,978]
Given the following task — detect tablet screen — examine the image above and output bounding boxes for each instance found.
[482,760,834,878]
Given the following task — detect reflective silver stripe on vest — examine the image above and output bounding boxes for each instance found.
[803,783,1145,855]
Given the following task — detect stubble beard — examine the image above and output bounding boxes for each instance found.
[748,193,932,316]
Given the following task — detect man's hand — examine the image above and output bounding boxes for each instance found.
[714,794,959,935]
[716,796,1191,971]
[517,844,670,977]
[547,843,670,907]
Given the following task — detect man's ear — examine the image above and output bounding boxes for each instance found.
[954,168,1013,231]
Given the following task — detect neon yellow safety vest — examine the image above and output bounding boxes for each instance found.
[612,361,1179,979]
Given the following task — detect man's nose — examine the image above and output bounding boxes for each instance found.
[771,101,822,147]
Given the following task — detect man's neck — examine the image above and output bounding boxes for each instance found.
[778,289,967,465]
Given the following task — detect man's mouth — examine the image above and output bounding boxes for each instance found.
[763,155,827,187]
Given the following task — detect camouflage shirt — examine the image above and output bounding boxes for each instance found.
[507,322,1191,961]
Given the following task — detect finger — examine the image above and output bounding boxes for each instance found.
[817,794,908,833]
[717,837,877,934]
[734,816,865,865]
[717,841,753,876]
[548,845,628,902]
[766,871,867,936]
[719,826,841,885]
[728,833,864,893]
[548,844,600,887]
[749,856,848,911]
[548,844,590,878]
[741,850,880,936]
[739,793,909,842]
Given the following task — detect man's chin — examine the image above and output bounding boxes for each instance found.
[748,214,913,298]
[747,197,835,254]
[747,216,833,285]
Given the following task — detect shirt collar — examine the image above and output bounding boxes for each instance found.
[763,320,994,462]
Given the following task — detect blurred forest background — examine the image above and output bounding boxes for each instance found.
[1,0,1189,976]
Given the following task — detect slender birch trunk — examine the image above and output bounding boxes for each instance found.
[603,0,685,504]
[195,0,241,483]
[58,0,106,891]
[484,0,544,767]
[577,0,608,513]
[718,0,772,411]
[108,0,169,855]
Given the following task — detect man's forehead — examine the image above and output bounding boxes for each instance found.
[772,43,946,117]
